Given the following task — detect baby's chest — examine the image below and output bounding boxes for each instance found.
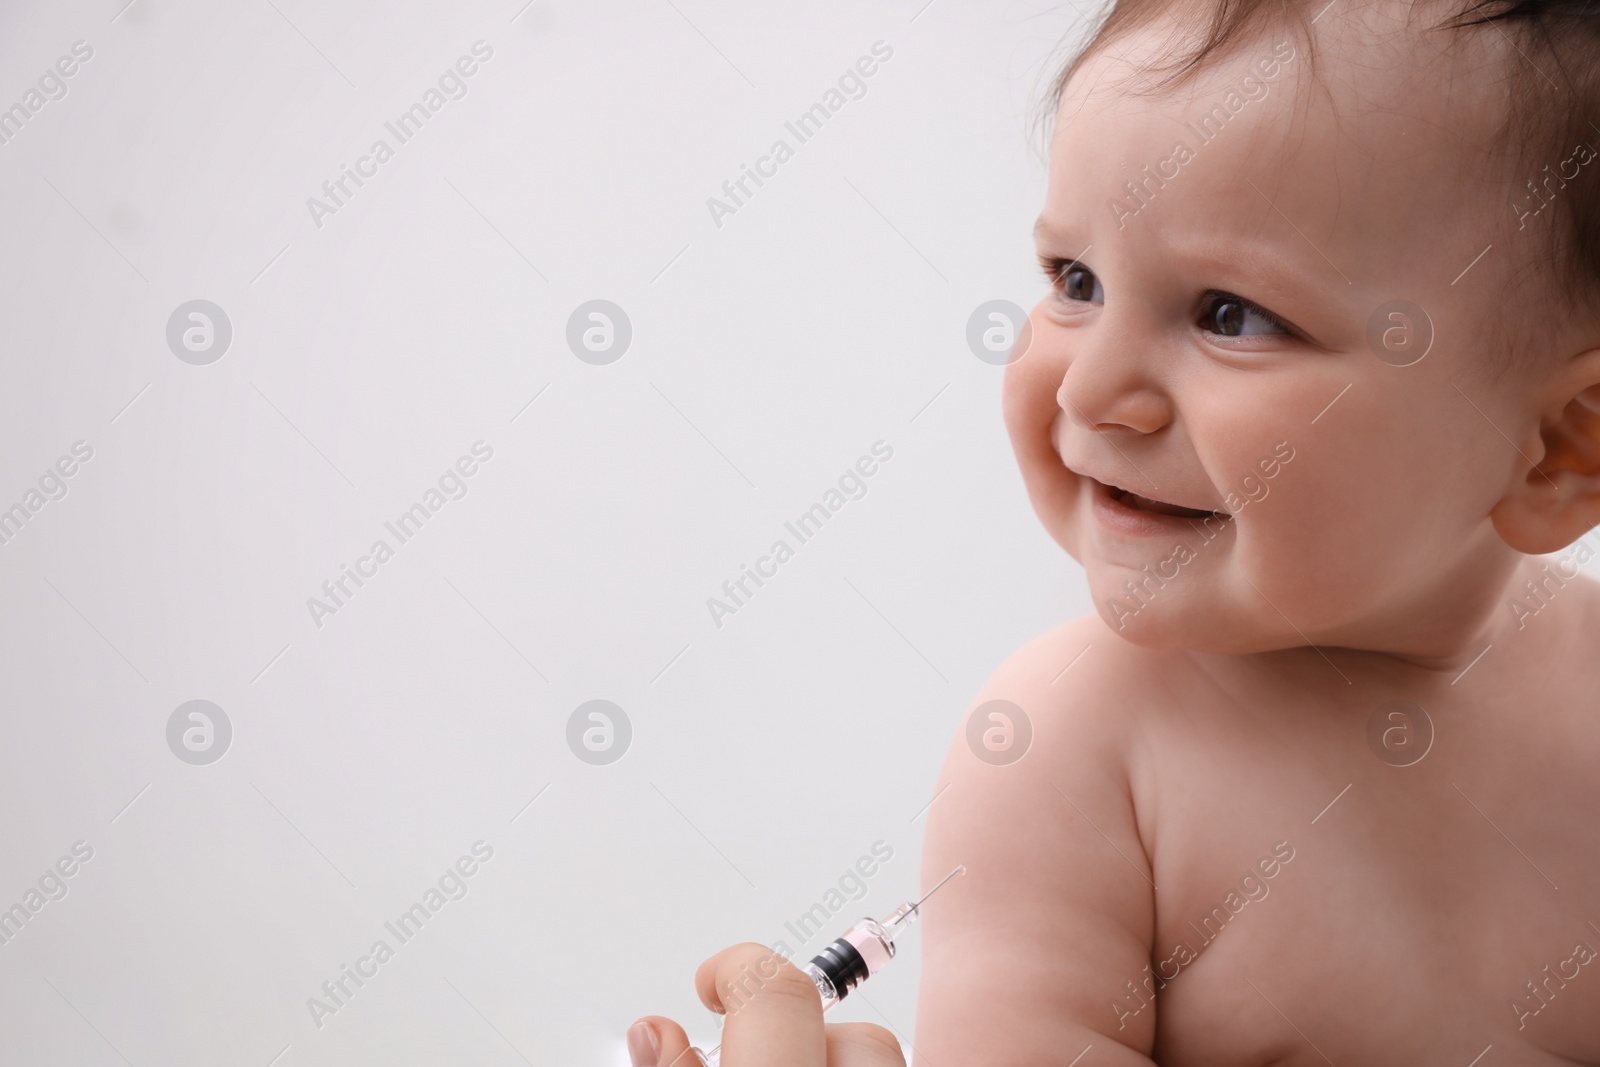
[1139,734,1600,1064]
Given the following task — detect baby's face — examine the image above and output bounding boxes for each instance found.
[1008,12,1575,655]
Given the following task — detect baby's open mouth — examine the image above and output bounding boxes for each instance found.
[1107,484,1224,520]
[1067,461,1235,532]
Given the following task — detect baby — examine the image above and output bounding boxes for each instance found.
[630,0,1600,1062]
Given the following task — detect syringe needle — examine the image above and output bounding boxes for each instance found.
[911,864,965,911]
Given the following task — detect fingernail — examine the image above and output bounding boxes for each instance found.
[628,1020,660,1067]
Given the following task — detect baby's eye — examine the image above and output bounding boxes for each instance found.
[1040,256,1103,305]
[1199,290,1288,337]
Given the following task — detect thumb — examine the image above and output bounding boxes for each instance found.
[825,1022,906,1067]
[629,1015,707,1067]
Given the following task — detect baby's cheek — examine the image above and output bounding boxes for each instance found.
[1240,466,1389,620]
[1001,313,1070,440]
[1001,321,1089,558]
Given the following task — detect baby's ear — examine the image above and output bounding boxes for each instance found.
[1491,348,1600,555]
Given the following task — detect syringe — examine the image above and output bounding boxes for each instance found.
[691,866,964,1067]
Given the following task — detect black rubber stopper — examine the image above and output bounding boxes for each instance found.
[808,936,870,1001]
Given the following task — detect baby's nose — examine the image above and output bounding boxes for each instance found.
[1056,348,1172,435]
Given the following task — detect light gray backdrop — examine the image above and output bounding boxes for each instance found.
[0,1,1096,1064]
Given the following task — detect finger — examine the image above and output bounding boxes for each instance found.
[694,942,826,1067]
[628,1015,705,1067]
[825,1023,907,1067]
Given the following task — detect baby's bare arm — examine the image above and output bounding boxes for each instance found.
[913,623,1158,1064]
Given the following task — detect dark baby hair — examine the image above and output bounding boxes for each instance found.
[1041,0,1600,323]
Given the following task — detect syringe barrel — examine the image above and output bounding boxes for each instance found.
[816,917,897,999]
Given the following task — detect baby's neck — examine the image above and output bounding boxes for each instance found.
[1195,551,1592,697]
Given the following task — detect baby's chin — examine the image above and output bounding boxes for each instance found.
[1084,572,1305,655]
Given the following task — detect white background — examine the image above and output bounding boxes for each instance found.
[0,1,1096,1064]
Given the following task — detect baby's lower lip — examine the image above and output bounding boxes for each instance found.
[1089,477,1228,536]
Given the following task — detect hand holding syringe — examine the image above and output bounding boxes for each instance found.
[626,865,961,1067]
[690,865,963,1066]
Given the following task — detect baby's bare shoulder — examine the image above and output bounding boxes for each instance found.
[913,617,1181,1064]
[924,613,1194,867]
[951,614,1188,767]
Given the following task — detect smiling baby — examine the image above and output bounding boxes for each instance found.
[914,0,1600,1062]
